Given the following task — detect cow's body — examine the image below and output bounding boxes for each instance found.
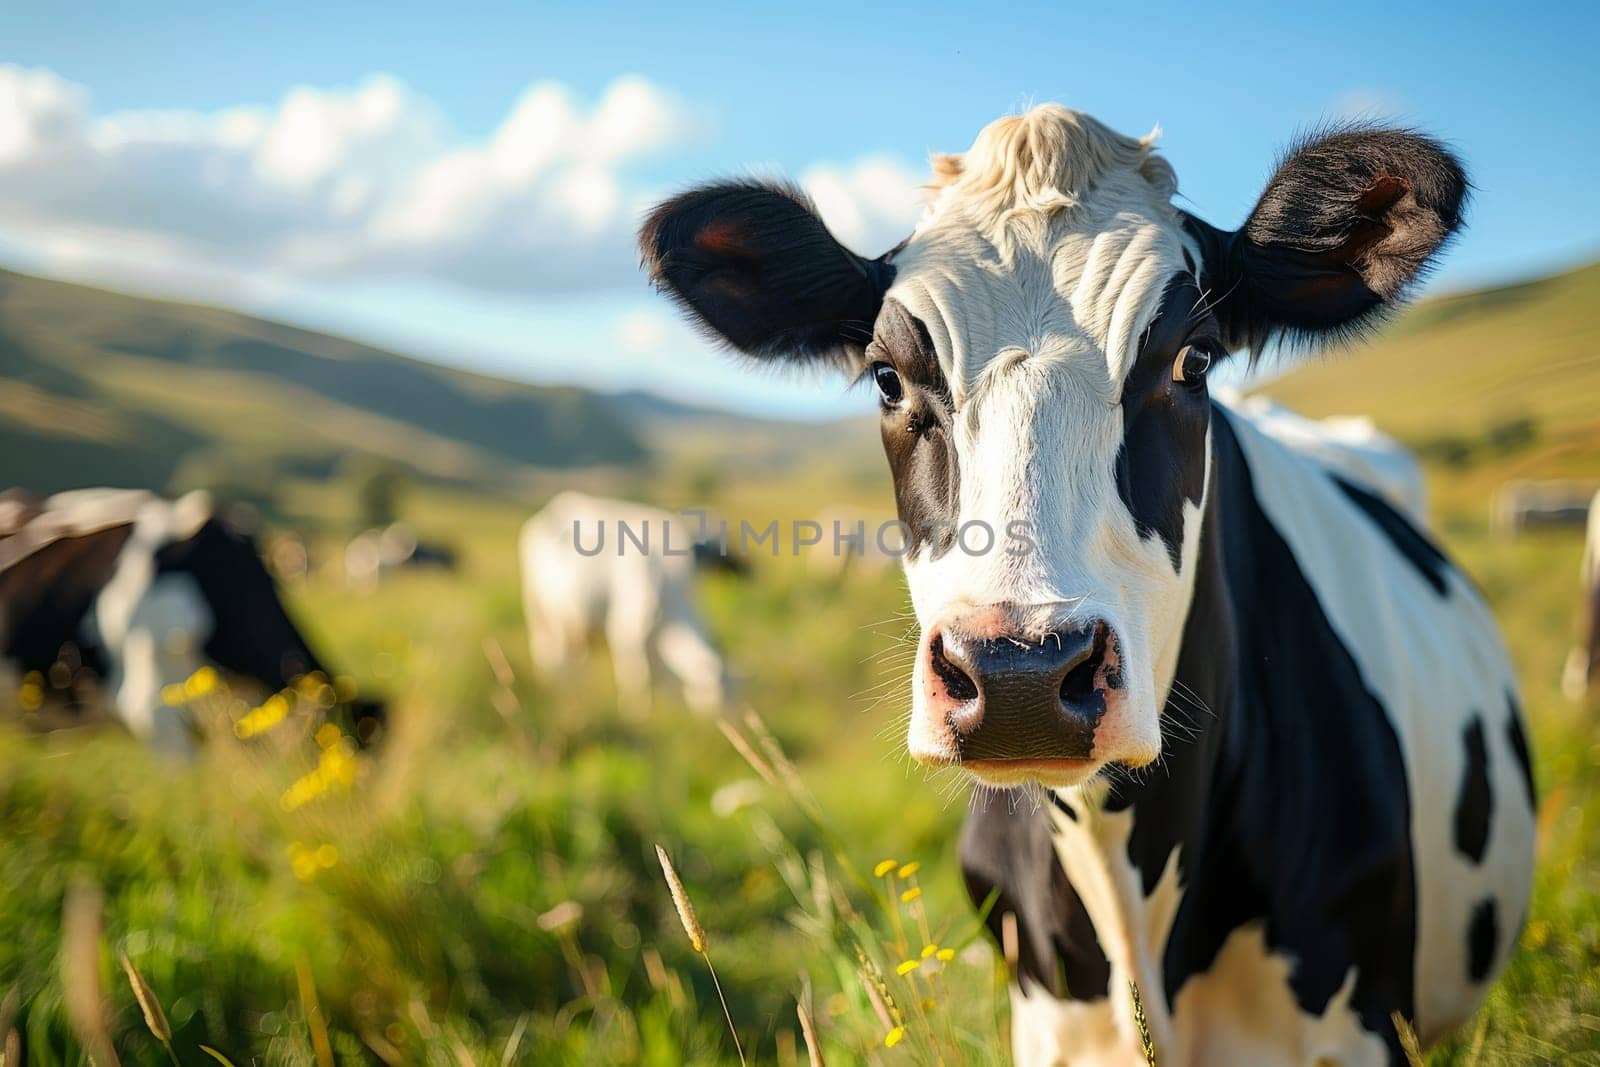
[1224,392,1428,524]
[0,488,382,754]
[640,104,1533,1062]
[965,400,1534,1064]
[520,492,731,714]
[1564,489,1600,702]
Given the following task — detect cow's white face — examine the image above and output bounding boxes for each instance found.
[869,114,1215,785]
[642,105,1467,787]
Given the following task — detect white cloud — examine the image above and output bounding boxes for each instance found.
[0,65,695,297]
[1329,89,1406,122]
[800,155,925,256]
[0,63,926,320]
[616,308,671,355]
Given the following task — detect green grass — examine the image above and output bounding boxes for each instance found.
[3,258,1600,1063]
[2,460,1597,1064]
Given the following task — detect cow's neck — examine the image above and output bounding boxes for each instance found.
[1039,425,1240,1048]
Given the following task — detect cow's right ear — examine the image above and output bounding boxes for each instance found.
[639,180,895,373]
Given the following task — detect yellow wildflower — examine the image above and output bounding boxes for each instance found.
[884,1026,905,1048]
[874,859,897,878]
[184,666,218,698]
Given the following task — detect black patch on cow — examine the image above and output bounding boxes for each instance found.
[1333,475,1450,596]
[1141,412,1417,1049]
[1504,692,1536,810]
[872,300,959,556]
[155,519,325,687]
[1117,452,1237,908]
[638,179,895,371]
[960,794,1111,1000]
[1467,897,1498,982]
[0,524,134,690]
[1113,275,1214,570]
[155,518,387,745]
[1454,717,1493,864]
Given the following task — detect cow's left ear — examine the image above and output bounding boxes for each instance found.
[1184,127,1468,354]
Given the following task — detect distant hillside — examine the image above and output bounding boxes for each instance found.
[1259,258,1600,509]
[0,268,647,495]
[9,254,1586,511]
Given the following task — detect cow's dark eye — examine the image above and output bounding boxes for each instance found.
[1172,342,1216,387]
[872,362,904,406]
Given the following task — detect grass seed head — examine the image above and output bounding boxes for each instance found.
[119,951,172,1044]
[655,844,706,954]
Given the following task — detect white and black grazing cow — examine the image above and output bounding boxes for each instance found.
[521,492,739,715]
[0,488,384,755]
[640,107,1535,1063]
[1564,489,1600,702]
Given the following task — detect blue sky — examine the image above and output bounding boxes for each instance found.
[3,1,1597,417]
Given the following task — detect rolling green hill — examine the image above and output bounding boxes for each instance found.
[0,267,649,495]
[1260,258,1600,512]
[2,256,1594,512]
[0,267,885,504]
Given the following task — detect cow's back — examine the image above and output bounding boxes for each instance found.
[520,493,696,634]
[1220,398,1536,1041]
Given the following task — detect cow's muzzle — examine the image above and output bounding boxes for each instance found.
[919,608,1124,777]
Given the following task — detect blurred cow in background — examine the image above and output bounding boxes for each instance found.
[1564,489,1600,702]
[345,521,459,590]
[1492,480,1595,538]
[521,492,738,715]
[1,488,384,755]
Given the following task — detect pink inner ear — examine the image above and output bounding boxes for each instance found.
[694,219,754,257]
[1356,174,1412,218]
[1336,173,1414,263]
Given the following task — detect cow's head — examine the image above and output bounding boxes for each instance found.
[641,106,1464,788]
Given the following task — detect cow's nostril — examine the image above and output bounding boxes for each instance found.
[930,632,978,702]
[1059,623,1108,705]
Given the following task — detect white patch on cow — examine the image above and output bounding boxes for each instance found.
[88,496,216,756]
[110,574,210,756]
[1224,391,1428,524]
[0,488,161,574]
[1024,790,1186,1062]
[1220,400,1536,1042]
[891,107,1200,772]
[1170,925,1389,1066]
[521,492,731,715]
[1009,983,1123,1066]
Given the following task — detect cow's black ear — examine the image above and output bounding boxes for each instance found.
[1186,127,1468,355]
[639,179,895,373]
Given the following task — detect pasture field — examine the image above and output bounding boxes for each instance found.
[1,453,1597,1066]
[3,260,1600,1064]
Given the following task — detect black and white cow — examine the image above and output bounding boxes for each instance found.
[640,107,1536,1063]
[1,488,384,755]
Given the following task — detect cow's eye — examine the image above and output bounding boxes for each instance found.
[872,362,904,406]
[1172,342,1216,386]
